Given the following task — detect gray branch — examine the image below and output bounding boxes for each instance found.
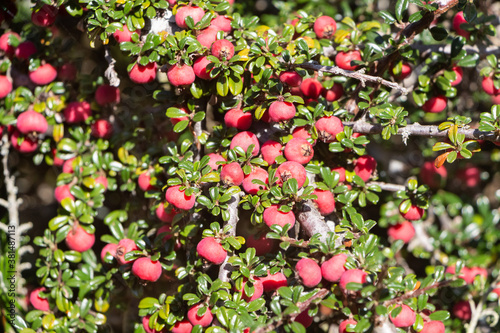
[104,45,120,87]
[368,181,406,192]
[218,192,242,283]
[297,201,331,243]
[296,63,409,95]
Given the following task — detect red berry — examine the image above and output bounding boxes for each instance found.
[353,155,377,182]
[63,159,76,173]
[207,153,226,170]
[132,257,163,282]
[0,75,13,98]
[389,304,416,328]
[332,166,346,182]
[30,287,50,311]
[276,161,307,188]
[16,110,48,134]
[29,64,57,85]
[91,119,113,139]
[138,172,156,191]
[456,165,481,188]
[482,76,500,95]
[156,203,177,223]
[453,300,471,320]
[322,83,344,102]
[224,108,252,130]
[292,127,312,141]
[393,62,412,80]
[171,320,193,333]
[221,162,244,186]
[31,5,57,26]
[387,221,415,244]
[187,304,213,327]
[64,101,92,123]
[279,71,302,87]
[420,320,445,333]
[453,11,469,38]
[0,31,20,55]
[100,243,117,263]
[196,28,219,49]
[193,56,213,80]
[211,39,234,60]
[339,319,357,333]
[168,64,195,87]
[197,237,227,264]
[268,101,296,122]
[58,63,77,81]
[175,5,205,29]
[321,253,347,283]
[260,271,288,291]
[95,85,120,106]
[116,238,139,265]
[230,131,260,156]
[284,138,314,164]
[165,185,196,210]
[314,16,337,39]
[399,203,424,221]
[465,267,487,284]
[113,25,139,43]
[335,51,362,71]
[296,258,322,288]
[245,233,279,256]
[10,129,38,153]
[263,205,295,229]
[236,278,264,301]
[95,176,108,190]
[300,78,323,99]
[315,116,344,143]
[211,15,232,33]
[261,140,283,165]
[450,66,463,86]
[422,96,447,113]
[294,310,313,328]
[142,315,165,333]
[339,269,367,293]
[54,184,74,202]
[420,161,447,189]
[66,225,95,252]
[15,41,36,60]
[242,167,268,194]
[129,62,157,84]
[312,189,335,215]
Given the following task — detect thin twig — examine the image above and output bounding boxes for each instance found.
[104,45,120,87]
[297,201,331,243]
[384,279,454,306]
[296,62,409,95]
[368,181,406,192]
[218,192,242,283]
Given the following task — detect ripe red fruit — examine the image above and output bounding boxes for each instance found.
[15,41,37,60]
[157,224,173,242]
[353,155,377,182]
[269,101,296,122]
[197,237,227,264]
[263,205,295,229]
[420,161,447,189]
[453,300,471,320]
[339,269,368,293]
[193,56,213,80]
[300,78,323,99]
[187,304,213,327]
[296,258,322,287]
[156,203,177,223]
[333,166,346,182]
[54,184,74,203]
[422,95,447,113]
[242,167,269,194]
[321,253,347,283]
[0,31,20,55]
[315,116,344,143]
[58,63,77,81]
[420,320,445,333]
[138,172,156,191]
[453,11,469,38]
[230,131,260,156]
[224,108,252,130]
[0,75,13,98]
[294,310,313,328]
[100,243,118,263]
[142,315,165,333]
[30,287,50,311]
[167,64,195,86]
[284,138,314,164]
[95,176,108,190]
[29,64,57,85]
[95,85,120,106]
[132,257,163,282]
[211,15,232,33]
[393,62,412,80]
[10,129,38,153]
[339,319,357,333]
[16,110,48,134]
[389,304,416,328]
[197,27,219,49]
[335,51,362,71]
[175,5,205,29]
[314,16,337,39]
[66,225,95,252]
[64,101,92,123]
[221,162,244,186]
[481,76,500,95]
[399,203,424,221]
[279,71,302,87]
[260,271,288,291]
[91,119,113,139]
[171,320,193,333]
[450,66,463,86]
[31,5,57,26]
[211,39,234,60]
[276,161,307,188]
[113,25,139,43]
[261,140,283,165]
[387,221,415,244]
[116,238,139,265]
[236,278,264,301]
[165,185,196,210]
[207,153,226,170]
[312,189,335,215]
[245,232,279,256]
[322,83,344,102]
[456,165,481,188]
[457,266,487,284]
[129,62,157,84]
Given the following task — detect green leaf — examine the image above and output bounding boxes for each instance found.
[395,0,409,22]
[429,26,448,41]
